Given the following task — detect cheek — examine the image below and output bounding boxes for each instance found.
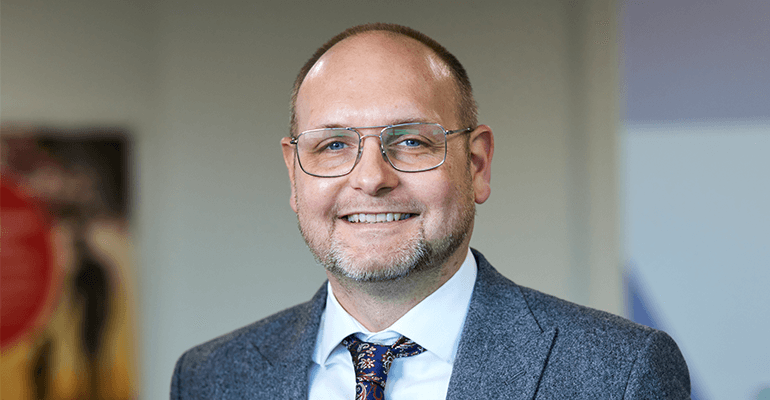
[438,163,474,216]
[294,177,341,216]
[416,169,469,218]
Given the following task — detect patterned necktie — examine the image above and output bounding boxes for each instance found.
[341,334,426,400]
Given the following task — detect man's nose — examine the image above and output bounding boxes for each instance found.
[348,135,398,196]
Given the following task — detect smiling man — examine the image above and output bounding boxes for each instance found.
[171,23,690,399]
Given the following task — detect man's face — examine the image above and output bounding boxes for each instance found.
[282,33,492,281]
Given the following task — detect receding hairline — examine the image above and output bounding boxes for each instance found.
[321,29,442,57]
[289,23,478,137]
[306,31,452,80]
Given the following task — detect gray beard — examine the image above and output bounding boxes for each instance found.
[322,226,468,282]
[300,204,474,282]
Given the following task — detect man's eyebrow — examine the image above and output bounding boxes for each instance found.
[317,123,347,129]
[315,118,433,129]
[388,118,431,125]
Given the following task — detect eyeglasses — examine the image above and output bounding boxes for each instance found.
[289,122,473,178]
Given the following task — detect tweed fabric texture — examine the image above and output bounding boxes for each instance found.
[171,249,690,399]
[342,335,425,400]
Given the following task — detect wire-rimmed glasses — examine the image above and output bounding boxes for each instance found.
[289,122,473,177]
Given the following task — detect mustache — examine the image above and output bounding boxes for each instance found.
[331,197,426,215]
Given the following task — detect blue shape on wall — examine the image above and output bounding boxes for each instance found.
[625,262,705,400]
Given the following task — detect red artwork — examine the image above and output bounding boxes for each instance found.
[1,173,57,347]
[1,124,137,399]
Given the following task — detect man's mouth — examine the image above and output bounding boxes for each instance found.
[345,213,415,223]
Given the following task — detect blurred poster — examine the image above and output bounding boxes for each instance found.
[1,124,137,399]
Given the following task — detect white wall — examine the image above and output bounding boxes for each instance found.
[0,0,156,125]
[621,1,770,398]
[1,1,621,398]
[623,124,770,399]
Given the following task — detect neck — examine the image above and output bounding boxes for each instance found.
[328,247,468,332]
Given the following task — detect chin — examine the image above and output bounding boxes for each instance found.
[320,228,468,283]
[325,240,428,282]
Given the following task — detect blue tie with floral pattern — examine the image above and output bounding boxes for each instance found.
[342,334,426,400]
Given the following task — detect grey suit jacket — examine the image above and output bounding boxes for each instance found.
[171,250,690,399]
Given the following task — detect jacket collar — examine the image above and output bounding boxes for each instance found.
[446,249,556,399]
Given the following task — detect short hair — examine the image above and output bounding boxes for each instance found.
[289,23,478,137]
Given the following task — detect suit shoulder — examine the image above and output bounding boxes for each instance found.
[174,295,319,376]
[473,250,666,346]
[170,282,327,398]
[518,285,688,374]
[519,287,690,396]
[518,285,654,341]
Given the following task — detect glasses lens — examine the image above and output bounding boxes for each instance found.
[296,129,359,176]
[382,124,446,172]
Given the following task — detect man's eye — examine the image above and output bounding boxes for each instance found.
[325,141,347,150]
[399,138,424,147]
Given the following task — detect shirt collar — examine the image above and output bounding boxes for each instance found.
[313,248,477,365]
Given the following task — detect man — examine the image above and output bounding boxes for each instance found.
[171,23,690,399]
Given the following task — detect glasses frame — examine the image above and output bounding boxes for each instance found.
[289,122,473,178]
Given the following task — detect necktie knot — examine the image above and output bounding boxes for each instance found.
[342,334,425,400]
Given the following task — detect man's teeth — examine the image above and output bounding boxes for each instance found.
[346,213,412,223]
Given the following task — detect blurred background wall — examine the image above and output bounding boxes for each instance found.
[1,0,765,399]
[621,1,770,399]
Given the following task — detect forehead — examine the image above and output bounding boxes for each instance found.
[296,33,459,130]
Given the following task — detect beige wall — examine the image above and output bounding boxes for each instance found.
[1,0,619,398]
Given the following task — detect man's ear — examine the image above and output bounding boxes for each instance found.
[468,125,494,204]
[280,137,298,213]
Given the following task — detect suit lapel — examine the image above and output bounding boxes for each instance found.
[447,250,556,400]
